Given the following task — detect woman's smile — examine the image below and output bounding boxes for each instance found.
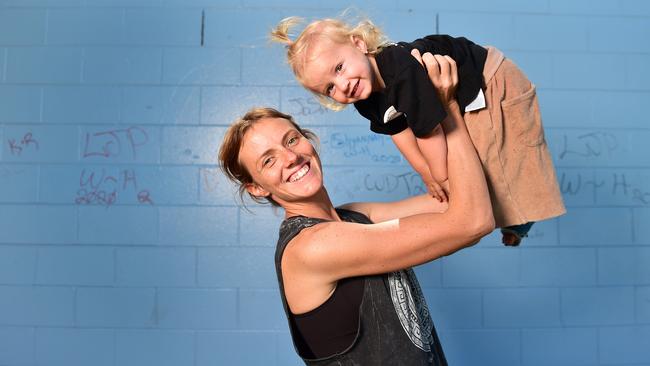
[288,162,311,182]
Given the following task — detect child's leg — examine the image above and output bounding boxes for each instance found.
[501,221,535,246]
[472,46,565,231]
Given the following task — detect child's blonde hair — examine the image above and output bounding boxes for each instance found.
[270,15,389,111]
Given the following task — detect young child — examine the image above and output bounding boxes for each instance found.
[270,16,565,246]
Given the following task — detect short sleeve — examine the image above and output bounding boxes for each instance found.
[354,93,408,136]
[392,61,447,138]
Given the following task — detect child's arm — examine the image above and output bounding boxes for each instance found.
[391,127,448,202]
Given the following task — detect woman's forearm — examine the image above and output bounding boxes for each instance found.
[441,101,494,236]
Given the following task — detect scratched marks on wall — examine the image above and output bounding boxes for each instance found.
[2,126,648,208]
[560,170,650,206]
[7,132,39,156]
[320,129,403,165]
[77,126,154,208]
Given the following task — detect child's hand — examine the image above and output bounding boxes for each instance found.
[422,174,448,202]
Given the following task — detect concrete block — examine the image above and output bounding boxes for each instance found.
[3,125,78,163]
[6,47,82,83]
[422,288,482,329]
[198,247,276,287]
[558,207,633,246]
[598,247,650,285]
[47,8,125,44]
[35,328,114,366]
[125,8,201,46]
[157,288,237,329]
[599,326,650,364]
[0,165,39,202]
[0,9,45,45]
[116,330,194,366]
[484,288,561,327]
[637,286,650,323]
[161,126,224,164]
[522,328,597,366]
[78,206,158,244]
[438,12,514,50]
[520,247,597,286]
[318,126,403,166]
[242,46,296,86]
[0,246,36,284]
[553,53,625,90]
[635,208,650,244]
[589,17,650,53]
[413,260,443,288]
[79,125,160,164]
[0,327,34,365]
[43,86,121,124]
[279,86,359,126]
[440,329,521,366]
[0,286,74,326]
[76,287,156,327]
[201,87,281,125]
[561,286,635,325]
[240,206,285,247]
[84,47,163,84]
[159,206,237,246]
[0,205,77,244]
[0,86,42,122]
[197,331,275,366]
[116,247,195,286]
[163,48,240,85]
[198,167,242,206]
[442,248,520,287]
[515,15,588,51]
[36,246,114,285]
[240,289,286,330]
[123,86,200,125]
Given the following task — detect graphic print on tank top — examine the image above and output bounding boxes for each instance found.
[388,268,434,351]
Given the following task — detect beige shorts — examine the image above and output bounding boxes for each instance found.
[464,46,566,227]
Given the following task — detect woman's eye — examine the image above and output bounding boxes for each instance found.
[263,157,273,166]
[288,136,298,145]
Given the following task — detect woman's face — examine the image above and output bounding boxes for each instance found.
[239,117,323,206]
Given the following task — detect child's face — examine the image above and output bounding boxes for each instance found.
[301,37,376,104]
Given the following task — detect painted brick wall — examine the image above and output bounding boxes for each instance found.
[0,1,648,365]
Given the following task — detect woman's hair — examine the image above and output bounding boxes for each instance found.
[218,107,318,208]
[270,14,389,111]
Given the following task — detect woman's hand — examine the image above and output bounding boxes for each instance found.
[411,49,459,108]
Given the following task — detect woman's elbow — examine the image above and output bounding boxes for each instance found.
[468,213,495,242]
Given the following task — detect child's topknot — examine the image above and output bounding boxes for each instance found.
[270,13,389,111]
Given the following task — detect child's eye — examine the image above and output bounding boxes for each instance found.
[326,84,334,96]
[263,156,274,167]
[335,63,343,73]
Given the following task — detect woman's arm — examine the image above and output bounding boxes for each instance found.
[291,98,493,278]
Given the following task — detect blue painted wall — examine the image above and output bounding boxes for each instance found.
[0,1,648,365]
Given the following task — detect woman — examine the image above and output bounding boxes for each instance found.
[219,54,494,365]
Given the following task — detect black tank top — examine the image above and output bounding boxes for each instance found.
[275,208,448,366]
[292,276,364,358]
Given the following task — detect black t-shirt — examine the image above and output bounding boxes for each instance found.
[354,35,488,138]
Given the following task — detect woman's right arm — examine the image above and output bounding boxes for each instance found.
[291,94,494,281]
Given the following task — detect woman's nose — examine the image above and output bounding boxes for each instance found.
[282,147,299,166]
